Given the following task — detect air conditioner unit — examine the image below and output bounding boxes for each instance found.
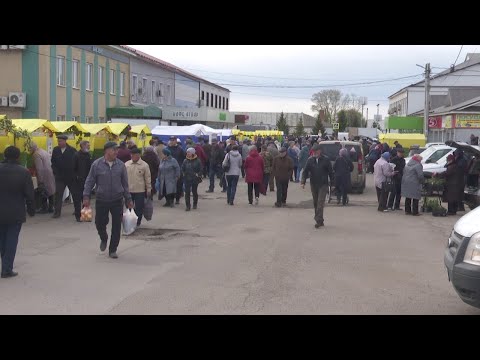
[0,96,8,106]
[9,92,26,108]
[9,45,26,50]
[156,89,162,97]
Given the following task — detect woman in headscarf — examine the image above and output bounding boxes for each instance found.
[142,146,160,195]
[157,148,180,207]
[401,154,424,216]
[181,148,202,211]
[334,148,354,206]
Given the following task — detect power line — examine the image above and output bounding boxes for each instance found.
[453,45,464,66]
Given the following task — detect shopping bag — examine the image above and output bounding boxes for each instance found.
[80,207,93,222]
[122,209,138,235]
[143,197,153,221]
[259,182,267,196]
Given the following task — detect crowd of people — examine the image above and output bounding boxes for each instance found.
[0,131,476,278]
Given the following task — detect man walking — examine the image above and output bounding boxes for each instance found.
[301,144,333,228]
[267,141,279,191]
[73,140,92,221]
[167,136,186,204]
[125,148,151,227]
[206,138,225,193]
[51,134,80,219]
[272,147,294,207]
[83,142,133,259]
[0,146,35,278]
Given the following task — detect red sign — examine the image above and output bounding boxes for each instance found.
[428,116,442,129]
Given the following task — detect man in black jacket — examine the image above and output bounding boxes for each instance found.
[0,146,35,278]
[73,140,92,221]
[387,148,406,211]
[167,136,186,204]
[51,134,80,219]
[206,138,225,193]
[301,144,334,228]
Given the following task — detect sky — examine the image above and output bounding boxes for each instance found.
[129,45,480,119]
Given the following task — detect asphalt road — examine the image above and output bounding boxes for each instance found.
[1,174,478,314]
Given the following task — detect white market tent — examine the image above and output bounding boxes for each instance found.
[151,124,232,143]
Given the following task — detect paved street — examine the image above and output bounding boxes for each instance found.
[1,174,479,314]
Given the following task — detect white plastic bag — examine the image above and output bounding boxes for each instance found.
[122,209,138,235]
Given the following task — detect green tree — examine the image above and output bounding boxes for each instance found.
[338,109,362,131]
[276,112,289,136]
[312,112,325,135]
[293,117,306,137]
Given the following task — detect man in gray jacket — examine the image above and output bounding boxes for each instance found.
[267,142,279,191]
[83,142,133,259]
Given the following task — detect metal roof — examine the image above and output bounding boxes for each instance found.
[120,45,230,93]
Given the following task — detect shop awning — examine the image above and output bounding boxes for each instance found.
[107,123,129,136]
[106,105,162,119]
[12,119,57,133]
[82,124,111,135]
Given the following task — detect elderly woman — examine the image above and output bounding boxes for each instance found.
[334,148,354,206]
[30,142,56,213]
[436,154,463,215]
[374,152,395,212]
[401,154,424,216]
[157,148,180,208]
[142,146,160,195]
[181,148,202,211]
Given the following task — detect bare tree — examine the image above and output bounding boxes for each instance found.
[311,89,343,123]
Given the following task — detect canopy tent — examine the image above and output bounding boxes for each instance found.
[129,124,152,148]
[107,123,130,137]
[82,124,112,159]
[152,124,213,147]
[378,133,426,148]
[50,121,89,150]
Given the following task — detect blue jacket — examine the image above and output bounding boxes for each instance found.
[287,147,299,166]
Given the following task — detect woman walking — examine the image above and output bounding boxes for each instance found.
[334,148,354,206]
[142,146,160,196]
[244,146,264,205]
[223,145,243,205]
[181,148,202,211]
[401,154,424,216]
[259,145,273,194]
[157,148,180,208]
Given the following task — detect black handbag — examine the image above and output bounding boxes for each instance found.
[383,177,395,192]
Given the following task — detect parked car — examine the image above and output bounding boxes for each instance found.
[317,140,366,193]
[404,144,454,165]
[444,205,480,309]
[423,142,480,178]
[408,145,426,158]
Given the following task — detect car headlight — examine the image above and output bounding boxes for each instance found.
[464,232,480,266]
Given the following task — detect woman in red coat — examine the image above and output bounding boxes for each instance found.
[244,146,265,205]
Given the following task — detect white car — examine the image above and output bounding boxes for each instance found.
[423,142,480,177]
[445,206,480,308]
[404,145,454,165]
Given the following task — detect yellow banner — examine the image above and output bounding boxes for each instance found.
[456,115,480,128]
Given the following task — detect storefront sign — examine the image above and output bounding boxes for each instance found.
[428,116,442,129]
[456,114,480,128]
[219,113,227,121]
[164,107,205,121]
[443,115,453,129]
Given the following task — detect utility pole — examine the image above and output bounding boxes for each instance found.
[424,63,431,138]
[366,108,368,125]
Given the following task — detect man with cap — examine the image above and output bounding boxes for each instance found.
[301,144,334,228]
[125,148,151,227]
[73,140,92,221]
[51,134,80,219]
[206,138,225,193]
[181,147,202,211]
[272,147,294,207]
[167,136,186,204]
[387,147,405,211]
[83,141,133,259]
[374,152,396,212]
[0,146,35,278]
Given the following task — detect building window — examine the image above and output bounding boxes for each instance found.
[110,69,115,95]
[211,93,214,108]
[206,92,210,106]
[142,78,148,100]
[56,56,65,86]
[215,95,218,108]
[159,83,163,105]
[85,116,93,123]
[201,91,205,101]
[72,60,79,89]
[226,98,229,110]
[120,72,125,96]
[72,116,79,121]
[166,84,171,105]
[151,81,156,103]
[132,74,137,99]
[222,97,225,110]
[99,117,104,122]
[98,66,104,93]
[56,115,66,121]
[86,63,93,91]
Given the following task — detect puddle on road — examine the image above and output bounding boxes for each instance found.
[124,228,211,241]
